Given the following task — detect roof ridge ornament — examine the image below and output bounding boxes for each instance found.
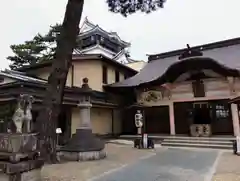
[178,44,203,60]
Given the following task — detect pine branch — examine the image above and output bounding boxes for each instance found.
[106,0,166,16]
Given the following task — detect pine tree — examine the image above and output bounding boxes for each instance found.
[7,24,62,69]
[35,24,62,61]
[7,40,45,69]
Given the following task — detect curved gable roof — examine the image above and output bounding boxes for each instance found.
[108,40,240,88]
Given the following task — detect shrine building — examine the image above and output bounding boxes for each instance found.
[106,40,240,137]
[0,17,240,143]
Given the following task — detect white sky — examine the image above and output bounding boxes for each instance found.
[1,0,240,69]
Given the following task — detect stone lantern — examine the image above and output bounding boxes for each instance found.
[60,78,106,161]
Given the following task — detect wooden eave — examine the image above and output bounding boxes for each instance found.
[0,82,81,105]
[16,54,137,76]
[0,81,119,106]
[229,96,240,104]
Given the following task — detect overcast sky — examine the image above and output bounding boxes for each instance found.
[1,0,240,69]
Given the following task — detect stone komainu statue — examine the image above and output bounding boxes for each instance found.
[12,94,34,133]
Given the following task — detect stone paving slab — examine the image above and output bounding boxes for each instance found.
[92,148,219,181]
[212,152,240,181]
[42,143,157,181]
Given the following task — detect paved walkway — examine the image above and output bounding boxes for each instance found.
[42,144,240,181]
[90,148,220,181]
[42,144,157,181]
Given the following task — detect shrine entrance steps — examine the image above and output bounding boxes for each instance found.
[119,135,234,150]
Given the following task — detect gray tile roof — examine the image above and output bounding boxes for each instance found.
[108,43,240,88]
[0,69,47,84]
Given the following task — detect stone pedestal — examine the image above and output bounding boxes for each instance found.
[134,134,154,149]
[60,129,106,161]
[0,133,44,181]
[60,79,106,161]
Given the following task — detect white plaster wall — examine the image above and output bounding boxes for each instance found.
[0,77,15,85]
[114,52,128,64]
[126,61,146,71]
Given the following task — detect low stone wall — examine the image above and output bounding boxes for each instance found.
[0,133,44,181]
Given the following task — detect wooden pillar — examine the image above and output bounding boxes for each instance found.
[169,102,175,135]
[65,107,72,142]
[231,103,240,136]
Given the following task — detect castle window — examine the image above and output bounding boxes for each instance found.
[115,70,120,82]
[102,65,108,84]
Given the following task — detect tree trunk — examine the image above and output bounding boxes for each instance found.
[36,0,84,163]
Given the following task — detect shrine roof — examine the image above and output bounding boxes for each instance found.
[0,69,46,84]
[107,37,240,88]
[148,37,240,61]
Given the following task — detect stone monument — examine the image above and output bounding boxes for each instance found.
[60,78,106,161]
[0,94,44,181]
[133,110,154,149]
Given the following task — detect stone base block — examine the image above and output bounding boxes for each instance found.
[60,150,106,161]
[0,168,42,181]
[134,138,154,149]
[61,129,105,152]
[0,133,38,153]
[0,159,44,174]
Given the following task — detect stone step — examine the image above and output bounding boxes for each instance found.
[163,139,232,145]
[161,142,233,150]
[120,135,235,141]
[160,136,235,141]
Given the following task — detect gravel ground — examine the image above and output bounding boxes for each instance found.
[41,143,158,181]
[212,151,240,181]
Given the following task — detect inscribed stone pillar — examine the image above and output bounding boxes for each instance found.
[231,103,240,136]
[78,98,92,129]
[169,102,175,135]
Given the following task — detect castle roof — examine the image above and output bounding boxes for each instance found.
[79,17,130,48]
